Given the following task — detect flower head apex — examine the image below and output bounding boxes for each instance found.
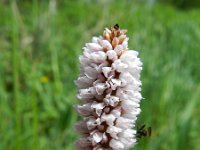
[75,24,142,150]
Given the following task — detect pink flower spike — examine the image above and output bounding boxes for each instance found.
[75,24,143,149]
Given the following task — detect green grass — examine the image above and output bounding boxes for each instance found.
[0,1,200,150]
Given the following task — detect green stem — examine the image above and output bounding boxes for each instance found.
[49,1,62,97]
[32,0,39,149]
[11,1,20,150]
[31,70,38,150]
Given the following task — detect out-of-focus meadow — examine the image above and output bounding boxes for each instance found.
[0,0,200,150]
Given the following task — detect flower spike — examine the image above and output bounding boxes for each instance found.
[75,24,143,150]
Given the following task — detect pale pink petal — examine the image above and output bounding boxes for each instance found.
[101,40,112,50]
[94,83,108,95]
[92,37,99,43]
[86,117,98,130]
[74,121,89,134]
[120,50,138,61]
[116,117,134,129]
[107,50,117,61]
[75,103,93,116]
[90,51,107,63]
[109,139,124,150]
[91,131,103,145]
[118,129,136,138]
[121,100,140,111]
[107,126,122,139]
[84,66,98,79]
[114,45,123,53]
[91,102,105,116]
[110,108,121,118]
[77,88,95,99]
[75,138,92,147]
[112,59,128,72]
[86,43,103,51]
[109,78,122,90]
[104,95,120,107]
[75,76,94,89]
[118,137,136,149]
[101,113,116,126]
[79,55,90,66]
[102,67,112,78]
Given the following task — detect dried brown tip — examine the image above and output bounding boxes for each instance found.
[114,24,119,30]
[103,24,128,50]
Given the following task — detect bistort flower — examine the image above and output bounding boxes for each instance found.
[75,24,143,150]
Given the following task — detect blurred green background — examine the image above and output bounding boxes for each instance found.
[0,0,200,150]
